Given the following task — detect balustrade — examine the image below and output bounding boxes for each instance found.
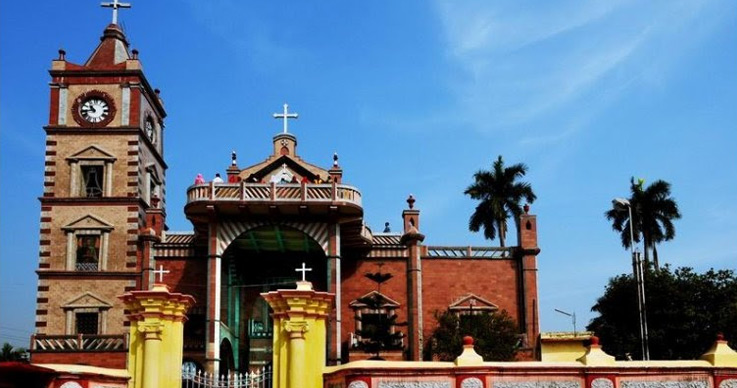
[186,182,362,207]
[31,333,128,352]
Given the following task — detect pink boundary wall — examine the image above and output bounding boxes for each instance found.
[324,362,737,388]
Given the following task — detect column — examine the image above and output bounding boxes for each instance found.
[205,221,221,374]
[401,195,425,361]
[517,207,540,347]
[327,223,341,364]
[140,322,164,388]
[104,161,113,196]
[65,231,75,270]
[69,161,78,196]
[285,321,309,388]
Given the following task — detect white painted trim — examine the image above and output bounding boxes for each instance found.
[121,86,130,126]
[69,161,79,197]
[58,87,67,125]
[65,232,75,270]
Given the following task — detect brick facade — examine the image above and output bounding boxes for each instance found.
[31,22,540,373]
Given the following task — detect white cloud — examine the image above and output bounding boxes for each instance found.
[433,0,732,140]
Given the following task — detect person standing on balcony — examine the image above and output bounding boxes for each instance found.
[213,173,224,183]
[194,173,205,185]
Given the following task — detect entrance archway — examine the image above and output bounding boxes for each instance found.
[219,224,328,371]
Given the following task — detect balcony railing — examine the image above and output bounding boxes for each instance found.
[75,262,99,271]
[31,334,128,352]
[186,182,362,207]
[425,246,515,259]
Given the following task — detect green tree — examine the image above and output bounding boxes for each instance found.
[587,266,737,360]
[355,269,406,359]
[605,177,681,270]
[465,155,536,247]
[430,309,519,361]
[0,343,28,361]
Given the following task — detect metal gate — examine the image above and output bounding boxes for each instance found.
[182,364,272,388]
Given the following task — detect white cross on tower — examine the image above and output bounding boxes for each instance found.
[101,0,131,25]
[273,103,298,134]
[295,262,312,282]
[152,264,170,283]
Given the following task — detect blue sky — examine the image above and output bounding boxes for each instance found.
[1,1,736,347]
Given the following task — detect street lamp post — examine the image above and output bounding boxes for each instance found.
[554,309,577,336]
[612,198,650,360]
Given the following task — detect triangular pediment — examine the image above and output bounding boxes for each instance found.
[62,214,114,231]
[63,292,112,309]
[248,155,323,183]
[66,145,117,161]
[448,293,499,311]
[349,291,400,308]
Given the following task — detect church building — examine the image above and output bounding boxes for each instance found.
[29,11,541,375]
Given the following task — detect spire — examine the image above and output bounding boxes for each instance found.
[84,24,131,68]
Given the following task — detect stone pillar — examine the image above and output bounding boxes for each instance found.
[262,281,333,388]
[121,284,195,388]
[327,223,341,364]
[205,219,222,374]
[516,205,540,349]
[401,195,425,361]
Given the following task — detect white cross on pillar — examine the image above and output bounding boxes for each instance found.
[101,0,132,25]
[295,262,312,282]
[152,264,170,283]
[273,103,298,134]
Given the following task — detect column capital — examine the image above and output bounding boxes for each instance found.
[284,321,309,339]
[138,321,164,340]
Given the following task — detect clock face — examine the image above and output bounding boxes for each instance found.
[145,117,156,143]
[80,98,110,123]
[71,90,116,127]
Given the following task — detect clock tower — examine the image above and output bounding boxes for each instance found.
[32,16,167,365]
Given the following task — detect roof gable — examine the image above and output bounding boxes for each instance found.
[63,292,112,309]
[66,145,116,161]
[62,214,114,231]
[349,291,400,308]
[448,293,499,311]
[247,155,321,182]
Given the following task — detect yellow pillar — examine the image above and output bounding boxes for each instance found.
[285,321,308,388]
[120,284,196,388]
[140,323,163,388]
[262,281,333,388]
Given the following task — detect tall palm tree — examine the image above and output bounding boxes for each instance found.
[464,155,536,247]
[605,177,681,270]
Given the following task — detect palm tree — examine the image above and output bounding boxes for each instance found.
[0,342,27,361]
[464,155,536,247]
[605,177,681,270]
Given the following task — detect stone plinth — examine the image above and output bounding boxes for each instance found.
[120,284,195,388]
[262,281,334,388]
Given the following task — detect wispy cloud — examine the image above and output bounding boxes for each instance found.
[433,0,731,141]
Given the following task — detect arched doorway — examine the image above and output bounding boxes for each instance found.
[220,339,235,375]
[220,224,328,371]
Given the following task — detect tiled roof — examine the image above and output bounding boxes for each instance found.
[162,232,195,244]
[372,234,402,246]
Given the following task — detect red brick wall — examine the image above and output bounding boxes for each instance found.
[421,258,521,341]
[158,257,207,304]
[31,351,127,368]
[340,258,409,349]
